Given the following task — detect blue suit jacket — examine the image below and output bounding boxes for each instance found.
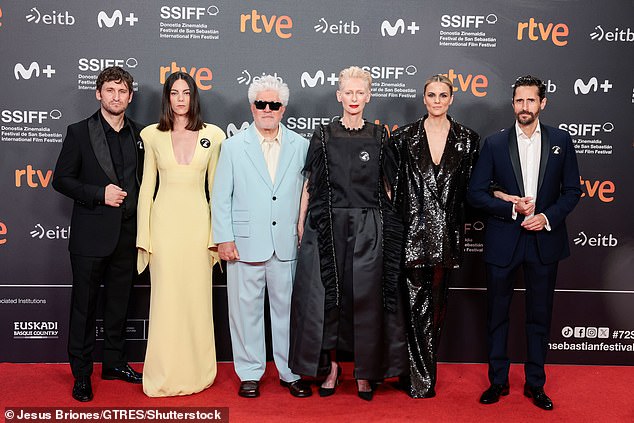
[467,123,581,266]
[212,123,308,262]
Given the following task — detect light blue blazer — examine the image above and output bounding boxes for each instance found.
[212,123,308,262]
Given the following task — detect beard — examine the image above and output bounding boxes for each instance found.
[101,102,127,116]
[516,110,537,126]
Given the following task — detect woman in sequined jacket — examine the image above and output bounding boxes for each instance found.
[391,74,480,398]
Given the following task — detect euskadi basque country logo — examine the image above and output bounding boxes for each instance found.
[14,321,59,339]
[590,25,634,42]
[380,19,420,36]
[236,70,283,86]
[97,9,138,28]
[314,17,360,35]
[14,62,56,80]
[26,7,75,25]
[573,77,613,95]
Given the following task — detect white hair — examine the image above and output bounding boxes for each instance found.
[247,75,290,106]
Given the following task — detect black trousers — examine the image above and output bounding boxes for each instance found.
[68,217,136,378]
[486,232,558,387]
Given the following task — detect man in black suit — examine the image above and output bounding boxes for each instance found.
[53,66,144,402]
[467,75,581,410]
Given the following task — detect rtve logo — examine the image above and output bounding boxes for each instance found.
[314,18,359,35]
[0,7,3,28]
[240,10,292,39]
[440,69,488,97]
[160,5,219,20]
[516,18,569,46]
[15,165,53,188]
[580,176,615,202]
[26,7,75,25]
[441,14,498,29]
[574,77,613,95]
[160,61,213,91]
[14,62,56,80]
[0,221,7,245]
[97,10,138,28]
[380,19,420,37]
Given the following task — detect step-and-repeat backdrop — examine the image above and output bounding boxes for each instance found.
[1,1,632,365]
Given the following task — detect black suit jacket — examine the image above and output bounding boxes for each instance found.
[467,123,581,266]
[53,110,144,257]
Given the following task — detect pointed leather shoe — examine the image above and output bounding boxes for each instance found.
[479,383,509,404]
[101,363,142,384]
[72,376,93,402]
[524,385,553,410]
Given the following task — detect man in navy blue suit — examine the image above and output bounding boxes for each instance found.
[467,75,581,410]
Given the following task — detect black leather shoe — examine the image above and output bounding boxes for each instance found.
[72,376,93,402]
[101,363,142,384]
[479,383,510,404]
[238,380,260,398]
[280,379,312,397]
[524,385,553,410]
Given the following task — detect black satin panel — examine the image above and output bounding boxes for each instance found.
[403,267,451,397]
[391,115,480,268]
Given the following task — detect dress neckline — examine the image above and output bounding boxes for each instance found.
[337,118,366,133]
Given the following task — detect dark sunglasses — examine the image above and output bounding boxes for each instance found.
[254,100,283,111]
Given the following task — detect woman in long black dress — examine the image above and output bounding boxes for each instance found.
[391,74,480,398]
[289,66,407,401]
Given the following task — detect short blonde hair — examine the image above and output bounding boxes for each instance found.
[424,74,454,96]
[338,66,372,91]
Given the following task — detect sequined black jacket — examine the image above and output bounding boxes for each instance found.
[391,115,480,268]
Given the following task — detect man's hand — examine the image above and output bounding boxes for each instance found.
[514,196,535,216]
[521,214,547,231]
[297,222,304,246]
[104,184,127,207]
[218,241,240,261]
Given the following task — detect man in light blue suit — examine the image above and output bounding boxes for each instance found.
[212,75,311,398]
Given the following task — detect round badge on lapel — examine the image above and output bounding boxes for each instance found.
[137,139,144,150]
[200,138,211,148]
[454,141,464,152]
[359,151,370,162]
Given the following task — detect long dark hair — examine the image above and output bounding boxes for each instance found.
[157,72,205,131]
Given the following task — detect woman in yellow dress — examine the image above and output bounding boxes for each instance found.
[137,71,225,397]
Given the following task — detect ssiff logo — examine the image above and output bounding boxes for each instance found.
[160,5,219,20]
[441,14,498,29]
[14,62,56,80]
[380,19,420,36]
[517,18,569,46]
[97,10,138,28]
[240,10,292,39]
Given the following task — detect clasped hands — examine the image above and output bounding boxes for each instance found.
[494,191,546,231]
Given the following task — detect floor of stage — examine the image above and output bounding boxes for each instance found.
[1,362,632,422]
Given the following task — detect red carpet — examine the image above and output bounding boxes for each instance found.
[1,362,633,422]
